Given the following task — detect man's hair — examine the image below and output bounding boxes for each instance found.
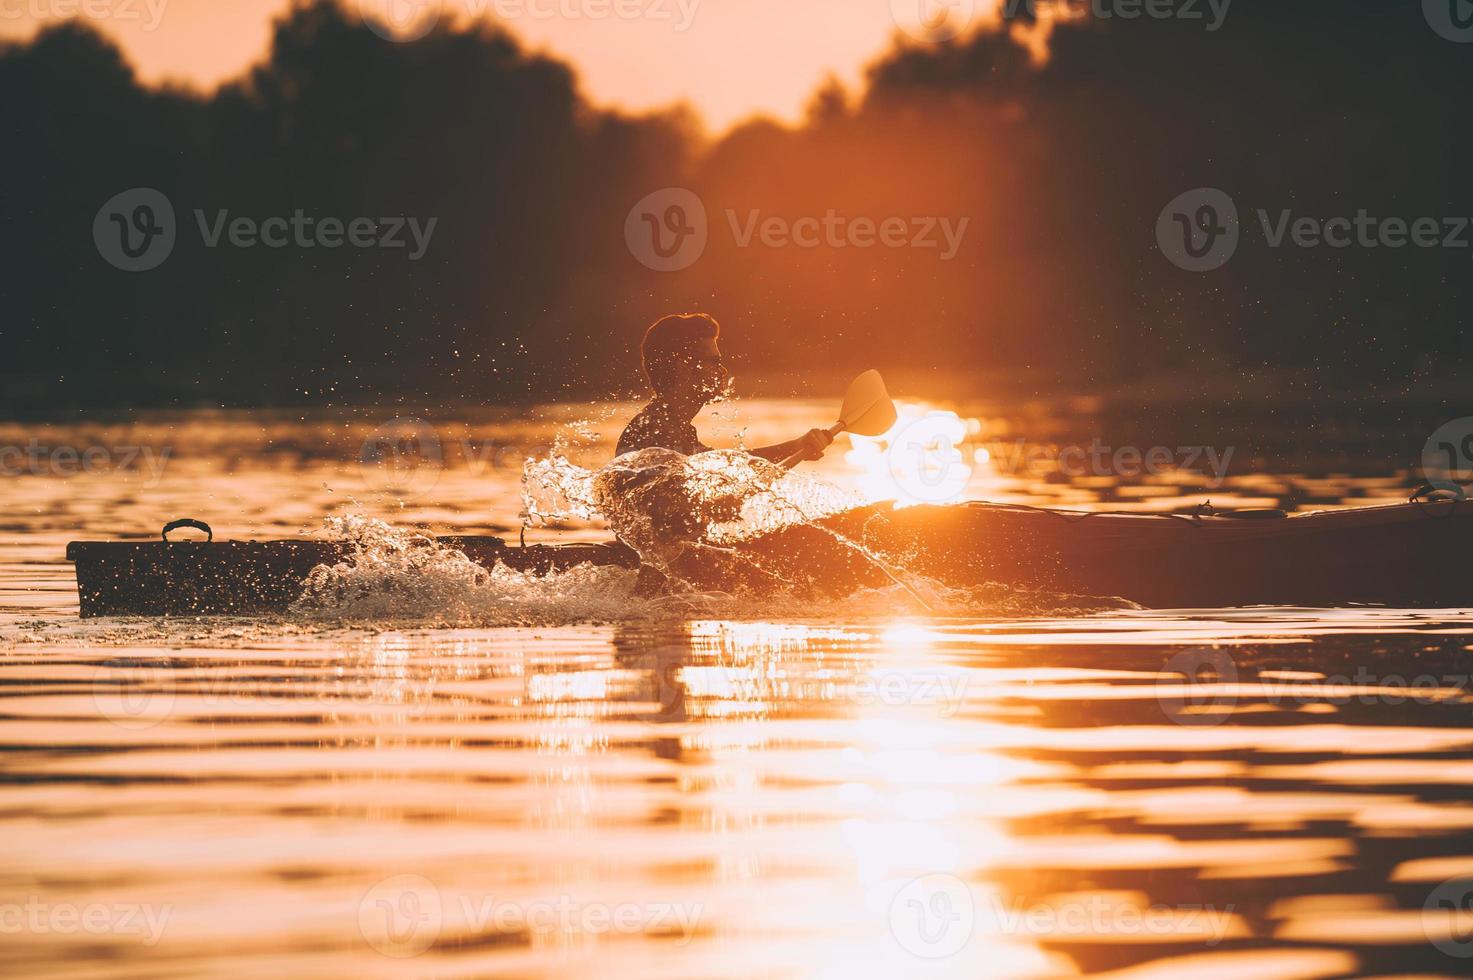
[641,313,720,394]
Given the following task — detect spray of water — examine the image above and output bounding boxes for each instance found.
[289,451,1136,625]
[294,514,641,625]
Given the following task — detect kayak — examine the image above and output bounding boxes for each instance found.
[65,500,1473,616]
[693,498,1473,608]
[65,528,639,617]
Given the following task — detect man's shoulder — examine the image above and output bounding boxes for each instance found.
[617,402,702,456]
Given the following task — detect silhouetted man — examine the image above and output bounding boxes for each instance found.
[616,313,833,464]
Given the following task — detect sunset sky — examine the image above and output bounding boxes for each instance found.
[0,0,999,131]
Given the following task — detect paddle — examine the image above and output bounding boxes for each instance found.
[779,370,898,469]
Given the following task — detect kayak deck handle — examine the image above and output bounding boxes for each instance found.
[1411,482,1467,503]
[162,519,213,543]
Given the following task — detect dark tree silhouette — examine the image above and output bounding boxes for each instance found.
[0,0,1468,410]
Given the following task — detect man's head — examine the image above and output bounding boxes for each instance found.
[641,313,728,402]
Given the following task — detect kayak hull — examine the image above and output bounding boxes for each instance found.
[63,500,1473,616]
[64,537,639,617]
[732,499,1473,608]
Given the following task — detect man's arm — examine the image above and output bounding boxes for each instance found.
[750,429,835,465]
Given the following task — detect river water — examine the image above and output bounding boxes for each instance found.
[2,398,1472,978]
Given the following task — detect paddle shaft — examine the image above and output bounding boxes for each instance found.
[778,421,846,470]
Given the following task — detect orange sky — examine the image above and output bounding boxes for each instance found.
[0,0,1006,132]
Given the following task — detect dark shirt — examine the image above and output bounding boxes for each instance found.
[616,401,711,457]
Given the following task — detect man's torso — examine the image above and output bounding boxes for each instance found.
[616,402,710,457]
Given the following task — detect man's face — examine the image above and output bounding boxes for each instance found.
[673,337,729,401]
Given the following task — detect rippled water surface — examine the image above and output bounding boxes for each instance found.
[3,401,1473,978]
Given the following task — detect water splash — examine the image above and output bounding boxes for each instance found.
[283,453,1136,626]
[293,515,640,625]
[521,444,859,555]
[589,448,853,562]
[285,512,1124,626]
[519,434,601,526]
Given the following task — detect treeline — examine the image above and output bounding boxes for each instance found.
[1,0,1469,408]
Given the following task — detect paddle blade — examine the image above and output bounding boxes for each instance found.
[838,370,897,437]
